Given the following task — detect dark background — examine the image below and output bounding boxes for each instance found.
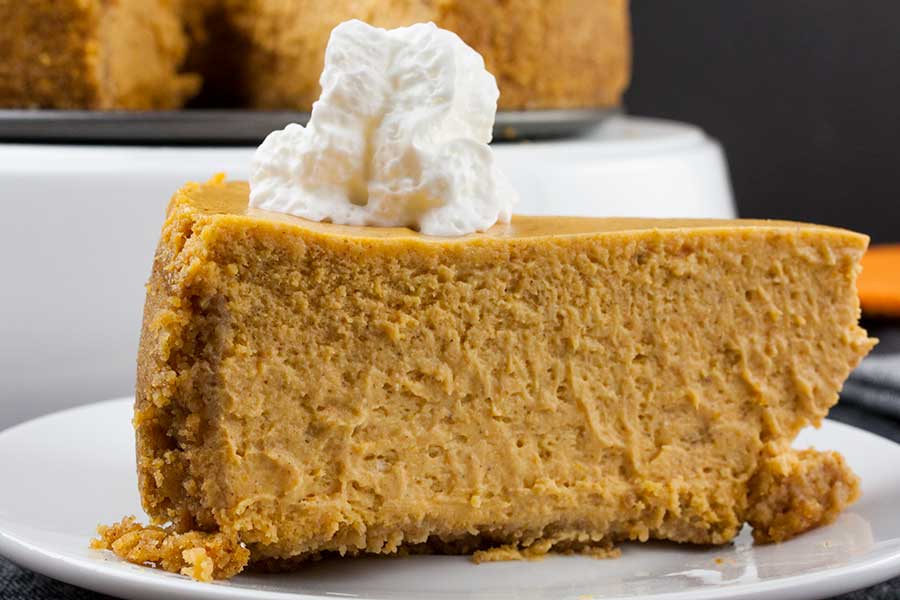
[626,0,899,244]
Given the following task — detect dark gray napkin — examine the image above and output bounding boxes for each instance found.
[842,354,900,420]
[0,556,114,600]
[840,321,900,420]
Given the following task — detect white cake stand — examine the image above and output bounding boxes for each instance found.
[0,116,734,428]
[499,116,734,218]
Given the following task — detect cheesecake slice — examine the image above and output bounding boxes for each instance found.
[120,176,872,579]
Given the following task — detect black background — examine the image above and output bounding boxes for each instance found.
[626,0,899,244]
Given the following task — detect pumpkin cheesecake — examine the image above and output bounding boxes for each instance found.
[0,0,199,110]
[93,176,873,579]
[221,0,630,111]
[0,0,628,111]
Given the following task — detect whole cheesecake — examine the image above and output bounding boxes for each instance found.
[222,0,630,111]
[95,176,872,580]
[0,0,199,110]
[0,0,629,111]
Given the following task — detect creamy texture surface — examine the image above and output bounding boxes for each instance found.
[249,19,517,236]
[130,177,871,580]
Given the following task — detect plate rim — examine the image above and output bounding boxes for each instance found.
[2,397,900,600]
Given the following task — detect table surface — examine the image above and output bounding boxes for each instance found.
[2,322,899,600]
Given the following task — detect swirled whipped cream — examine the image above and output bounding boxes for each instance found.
[249,19,517,236]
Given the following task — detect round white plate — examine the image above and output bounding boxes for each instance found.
[1,398,899,600]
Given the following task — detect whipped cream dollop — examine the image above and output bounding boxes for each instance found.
[249,19,517,236]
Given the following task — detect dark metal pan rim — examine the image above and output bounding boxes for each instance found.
[0,107,620,145]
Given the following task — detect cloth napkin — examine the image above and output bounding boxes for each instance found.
[842,354,900,420]
[840,321,900,420]
[0,557,114,599]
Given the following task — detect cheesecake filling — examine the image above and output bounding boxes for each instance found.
[249,19,517,236]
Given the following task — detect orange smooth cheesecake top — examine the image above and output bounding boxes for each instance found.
[182,178,864,243]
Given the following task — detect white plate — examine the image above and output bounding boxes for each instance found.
[1,398,899,600]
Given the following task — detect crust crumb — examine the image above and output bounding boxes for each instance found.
[91,516,249,581]
[472,538,620,563]
[747,448,860,543]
